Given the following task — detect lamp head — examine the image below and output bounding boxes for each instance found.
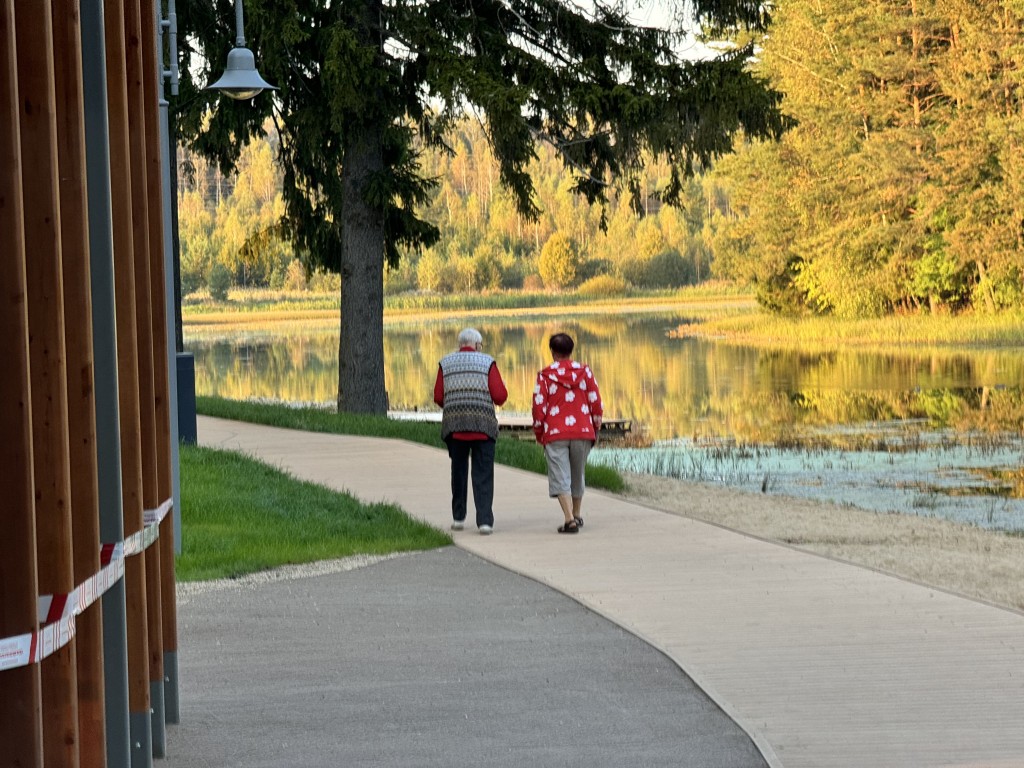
[207,46,277,100]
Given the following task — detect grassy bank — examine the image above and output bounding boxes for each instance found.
[196,395,626,493]
[677,310,1024,348]
[178,443,450,581]
[182,284,753,324]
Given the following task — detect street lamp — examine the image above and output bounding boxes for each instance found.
[207,0,277,100]
[162,0,276,451]
[155,0,276,733]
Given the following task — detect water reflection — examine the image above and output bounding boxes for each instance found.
[187,313,1024,531]
[188,313,1024,441]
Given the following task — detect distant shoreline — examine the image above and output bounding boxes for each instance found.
[181,290,1024,349]
[183,296,750,328]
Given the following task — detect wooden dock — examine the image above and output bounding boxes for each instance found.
[388,410,632,440]
[497,415,632,440]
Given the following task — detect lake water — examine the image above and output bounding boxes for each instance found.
[186,311,1024,532]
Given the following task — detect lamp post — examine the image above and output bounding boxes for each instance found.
[155,0,276,734]
[207,0,277,99]
[165,0,277,451]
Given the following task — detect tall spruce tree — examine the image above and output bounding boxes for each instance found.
[714,0,955,316]
[176,0,789,413]
[919,0,1024,312]
[713,0,1024,316]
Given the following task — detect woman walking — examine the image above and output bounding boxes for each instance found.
[532,333,603,534]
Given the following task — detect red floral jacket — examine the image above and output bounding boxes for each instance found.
[532,359,603,445]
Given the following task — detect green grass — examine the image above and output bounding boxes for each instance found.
[196,395,626,493]
[177,443,450,582]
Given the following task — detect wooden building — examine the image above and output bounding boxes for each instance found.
[1,1,180,765]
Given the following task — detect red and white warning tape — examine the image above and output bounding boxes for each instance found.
[0,498,172,672]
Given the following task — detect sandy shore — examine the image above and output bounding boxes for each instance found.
[620,471,1024,614]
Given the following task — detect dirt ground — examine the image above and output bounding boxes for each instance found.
[620,471,1024,614]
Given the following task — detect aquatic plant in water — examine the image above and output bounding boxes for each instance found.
[590,422,1024,533]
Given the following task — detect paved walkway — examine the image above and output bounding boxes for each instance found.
[165,548,766,768]
[198,416,1024,768]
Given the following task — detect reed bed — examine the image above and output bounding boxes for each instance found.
[675,310,1024,348]
[183,285,755,320]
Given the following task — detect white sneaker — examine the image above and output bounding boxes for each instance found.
[451,521,465,531]
[479,525,493,535]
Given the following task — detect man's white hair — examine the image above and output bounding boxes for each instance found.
[458,328,483,347]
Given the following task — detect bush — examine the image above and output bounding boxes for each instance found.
[620,249,691,289]
[576,258,615,283]
[522,273,544,292]
[268,262,287,290]
[384,260,418,294]
[283,258,308,291]
[577,274,629,297]
[646,250,692,288]
[207,262,232,302]
[181,266,204,298]
[538,232,581,289]
[308,268,341,293]
[416,249,450,292]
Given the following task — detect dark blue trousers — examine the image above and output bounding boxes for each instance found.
[445,437,495,528]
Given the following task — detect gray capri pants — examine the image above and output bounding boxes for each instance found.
[544,439,593,498]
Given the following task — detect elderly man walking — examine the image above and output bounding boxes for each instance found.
[433,328,508,534]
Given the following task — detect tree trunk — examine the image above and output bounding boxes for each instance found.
[338,127,388,414]
[975,259,997,314]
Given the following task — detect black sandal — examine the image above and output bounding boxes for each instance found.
[573,516,584,528]
[557,521,579,534]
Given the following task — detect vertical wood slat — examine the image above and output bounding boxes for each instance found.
[139,0,170,499]
[124,0,159,518]
[0,0,43,763]
[102,0,151,753]
[52,1,108,765]
[145,0,181,712]
[16,1,81,765]
[139,0,178,729]
[123,0,164,756]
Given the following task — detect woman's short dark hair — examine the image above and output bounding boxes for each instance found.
[549,333,575,357]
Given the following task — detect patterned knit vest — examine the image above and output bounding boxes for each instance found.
[439,350,498,439]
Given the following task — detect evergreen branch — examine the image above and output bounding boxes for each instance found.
[528,124,613,189]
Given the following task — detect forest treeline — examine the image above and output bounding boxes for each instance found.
[177,120,713,301]
[178,0,1024,317]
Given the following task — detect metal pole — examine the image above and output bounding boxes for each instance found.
[165,0,194,444]
[159,106,183,716]
[234,0,245,46]
[157,0,182,724]
[159,0,184,551]
[80,3,132,766]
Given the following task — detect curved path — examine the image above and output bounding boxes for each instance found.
[198,416,1024,768]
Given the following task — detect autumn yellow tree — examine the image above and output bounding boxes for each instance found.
[539,232,581,289]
